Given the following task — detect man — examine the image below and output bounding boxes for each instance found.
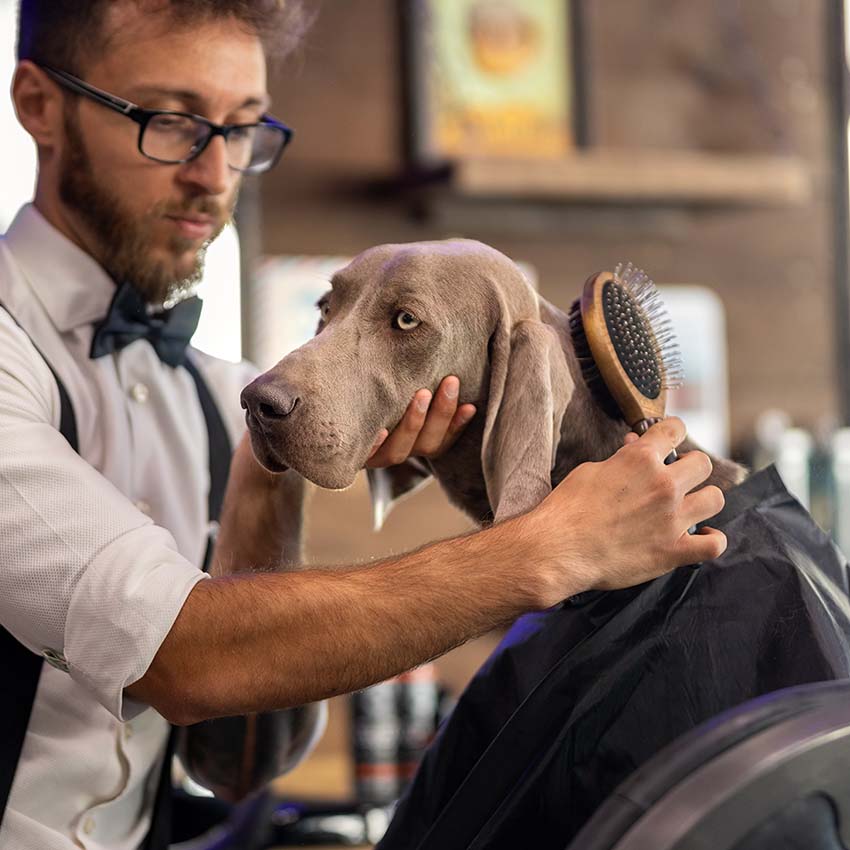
[0,1,726,848]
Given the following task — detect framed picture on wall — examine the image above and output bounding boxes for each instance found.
[401,0,586,171]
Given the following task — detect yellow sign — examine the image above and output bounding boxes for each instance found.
[426,0,573,159]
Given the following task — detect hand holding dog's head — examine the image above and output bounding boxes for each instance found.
[241,239,573,518]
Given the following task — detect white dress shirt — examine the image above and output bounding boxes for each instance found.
[0,205,259,850]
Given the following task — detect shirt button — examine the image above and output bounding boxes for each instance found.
[82,815,96,835]
[124,722,134,740]
[130,382,150,403]
[135,500,151,516]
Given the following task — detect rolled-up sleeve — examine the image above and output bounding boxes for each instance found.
[0,311,207,720]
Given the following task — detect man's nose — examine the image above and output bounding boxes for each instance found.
[177,135,233,196]
[241,381,301,425]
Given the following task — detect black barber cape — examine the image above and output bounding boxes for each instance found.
[377,466,850,850]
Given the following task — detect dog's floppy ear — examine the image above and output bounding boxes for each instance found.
[481,311,574,523]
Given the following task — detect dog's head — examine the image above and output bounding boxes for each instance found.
[241,239,574,520]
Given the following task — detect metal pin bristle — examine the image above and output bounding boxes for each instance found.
[612,262,684,390]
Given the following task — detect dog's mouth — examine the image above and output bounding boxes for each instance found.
[244,411,291,474]
[243,408,375,490]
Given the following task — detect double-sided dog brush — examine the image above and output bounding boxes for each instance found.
[568,262,683,459]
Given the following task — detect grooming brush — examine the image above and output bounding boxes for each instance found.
[568,262,684,460]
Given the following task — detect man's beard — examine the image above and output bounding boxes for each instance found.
[59,108,235,306]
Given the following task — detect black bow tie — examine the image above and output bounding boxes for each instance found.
[90,282,203,367]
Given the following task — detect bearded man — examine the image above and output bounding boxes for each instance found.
[0,2,725,848]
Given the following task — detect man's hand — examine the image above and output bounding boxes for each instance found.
[528,417,726,606]
[366,376,476,468]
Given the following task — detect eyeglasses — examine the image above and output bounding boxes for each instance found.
[39,64,293,175]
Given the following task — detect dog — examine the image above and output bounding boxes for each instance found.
[241,238,745,526]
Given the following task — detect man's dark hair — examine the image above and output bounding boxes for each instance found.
[17,0,308,72]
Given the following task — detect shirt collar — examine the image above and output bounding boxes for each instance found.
[4,204,117,332]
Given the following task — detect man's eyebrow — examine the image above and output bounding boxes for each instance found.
[126,86,272,113]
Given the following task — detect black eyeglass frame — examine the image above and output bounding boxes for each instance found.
[38,63,293,174]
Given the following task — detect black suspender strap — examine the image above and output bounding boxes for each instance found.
[0,299,232,848]
[182,356,233,571]
[142,357,232,850]
[0,303,79,836]
[54,367,79,455]
[0,628,43,833]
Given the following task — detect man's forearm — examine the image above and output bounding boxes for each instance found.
[131,419,729,727]
[128,510,551,725]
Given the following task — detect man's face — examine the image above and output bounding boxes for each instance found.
[53,5,268,305]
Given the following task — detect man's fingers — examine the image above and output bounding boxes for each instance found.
[435,403,477,454]
[637,417,687,461]
[367,429,389,460]
[365,392,429,467]
[674,526,728,565]
[667,449,714,493]
[410,377,461,457]
[681,484,725,528]
[365,377,476,468]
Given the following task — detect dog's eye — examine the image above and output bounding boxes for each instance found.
[394,310,421,331]
[318,301,331,321]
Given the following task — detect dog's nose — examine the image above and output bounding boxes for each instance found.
[241,382,300,423]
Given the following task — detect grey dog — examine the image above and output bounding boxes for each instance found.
[241,239,743,527]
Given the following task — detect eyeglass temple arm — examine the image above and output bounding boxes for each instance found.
[40,65,136,117]
[38,64,291,150]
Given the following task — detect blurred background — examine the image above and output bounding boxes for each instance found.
[4,0,850,842]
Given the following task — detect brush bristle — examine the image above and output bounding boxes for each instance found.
[612,262,684,393]
[568,297,622,419]
[568,264,684,422]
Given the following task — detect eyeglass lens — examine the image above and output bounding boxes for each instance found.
[142,114,285,173]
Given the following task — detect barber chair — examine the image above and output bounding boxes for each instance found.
[566,679,850,850]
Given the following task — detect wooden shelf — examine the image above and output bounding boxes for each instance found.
[451,149,812,206]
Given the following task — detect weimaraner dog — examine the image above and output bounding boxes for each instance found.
[241,239,743,526]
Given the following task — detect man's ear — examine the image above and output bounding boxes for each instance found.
[12,61,64,150]
[481,318,574,523]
